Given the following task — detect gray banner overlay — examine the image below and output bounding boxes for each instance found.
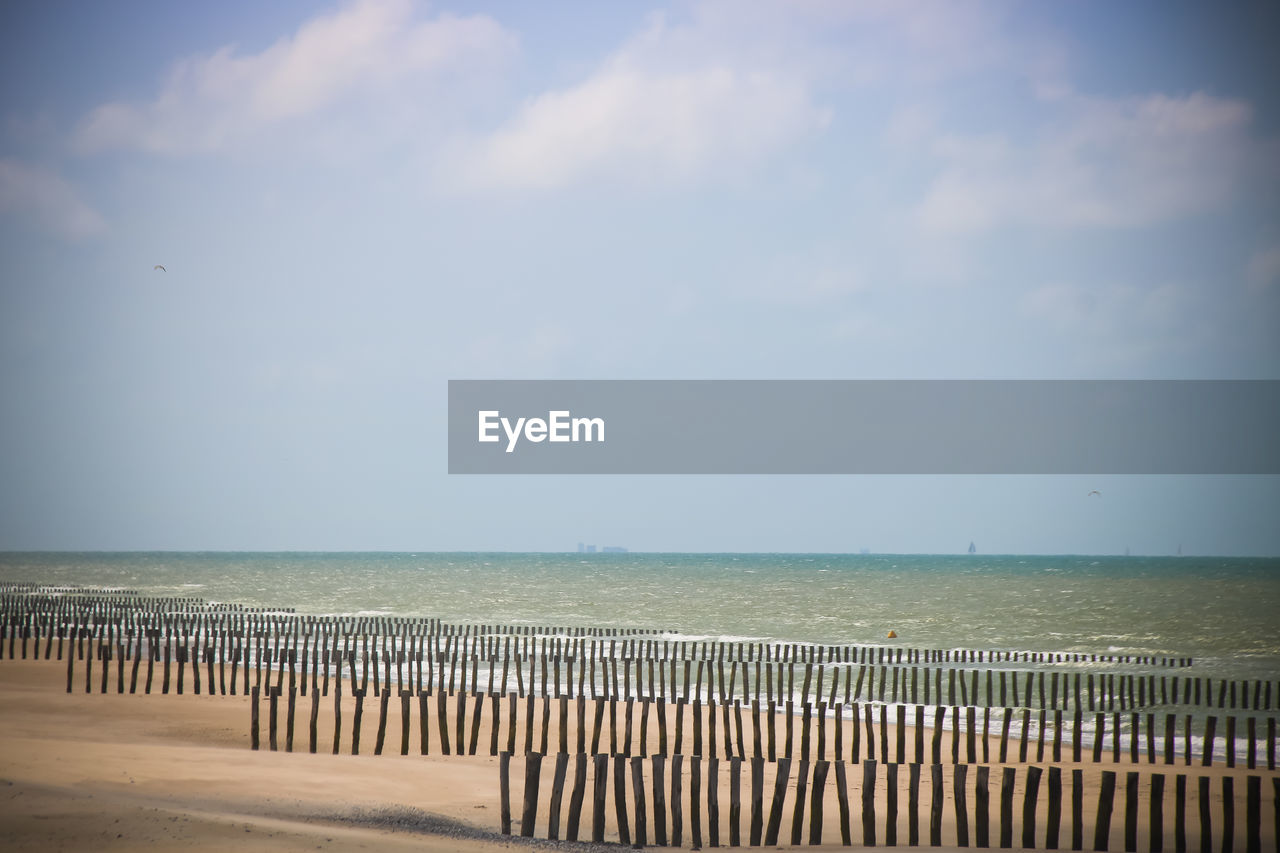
[448,380,1280,474]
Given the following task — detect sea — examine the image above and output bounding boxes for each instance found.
[2,551,1278,684]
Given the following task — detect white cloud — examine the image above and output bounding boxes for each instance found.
[0,158,105,239]
[73,0,515,157]
[1019,280,1209,373]
[917,91,1256,233]
[443,13,830,192]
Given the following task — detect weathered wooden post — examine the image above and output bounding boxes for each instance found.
[652,753,668,847]
[565,752,588,842]
[268,685,281,751]
[670,753,684,848]
[1149,773,1164,853]
[1243,774,1260,853]
[306,686,319,754]
[955,764,970,848]
[809,759,836,849]
[1021,765,1042,850]
[546,752,569,840]
[250,684,260,750]
[351,688,365,755]
[592,753,608,843]
[521,751,543,838]
[499,751,512,835]
[331,679,343,755]
[765,756,791,846]
[708,755,721,848]
[1197,776,1212,853]
[1073,768,1085,852]
[863,760,878,846]
[690,753,703,850]
[729,754,743,846]
[931,763,945,847]
[1094,770,1116,851]
[1202,716,1217,767]
[1221,776,1234,853]
[975,764,991,848]
[614,753,631,847]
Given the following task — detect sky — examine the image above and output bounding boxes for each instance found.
[1,0,1278,555]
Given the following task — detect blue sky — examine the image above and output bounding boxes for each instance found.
[1,1,1278,554]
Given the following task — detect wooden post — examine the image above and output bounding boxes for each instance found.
[592,753,608,843]
[269,686,280,751]
[750,755,765,846]
[1244,774,1260,853]
[766,756,791,846]
[954,764,969,848]
[614,754,631,847]
[729,755,743,846]
[863,760,878,846]
[437,690,451,755]
[1221,776,1233,853]
[373,689,389,755]
[499,751,512,835]
[1173,775,1187,853]
[521,751,543,838]
[690,753,703,850]
[931,763,945,847]
[310,687,321,754]
[1073,768,1085,852]
[885,761,899,847]
[1046,765,1063,850]
[1149,773,1164,853]
[1197,777,1211,853]
[810,760,830,846]
[708,755,720,849]
[836,759,853,846]
[351,688,364,755]
[468,693,483,755]
[670,753,684,848]
[1022,766,1042,850]
[332,680,343,755]
[250,685,260,750]
[563,753,588,841]
[1094,770,1116,851]
[1202,716,1216,767]
[1124,771,1139,852]
[547,752,569,840]
[907,761,921,847]
[976,764,991,849]
[917,705,926,764]
[652,754,668,847]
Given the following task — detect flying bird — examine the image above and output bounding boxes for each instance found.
[1087,490,1101,497]
[153,265,166,272]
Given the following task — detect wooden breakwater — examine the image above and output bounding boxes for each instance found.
[501,752,1276,852]
[2,583,1277,849]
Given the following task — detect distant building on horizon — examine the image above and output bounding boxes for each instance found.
[968,541,976,554]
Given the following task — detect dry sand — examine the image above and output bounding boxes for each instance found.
[0,657,1266,851]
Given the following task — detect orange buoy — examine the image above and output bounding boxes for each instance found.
[887,630,897,639]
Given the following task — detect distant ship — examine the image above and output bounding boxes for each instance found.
[968,541,976,554]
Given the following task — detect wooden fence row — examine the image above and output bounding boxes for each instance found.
[0,584,1194,668]
[500,752,1278,852]
[29,621,1275,714]
[245,685,1279,771]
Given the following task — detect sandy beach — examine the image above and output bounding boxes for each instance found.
[2,653,1267,852]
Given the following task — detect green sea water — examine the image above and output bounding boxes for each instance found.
[2,552,1277,683]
